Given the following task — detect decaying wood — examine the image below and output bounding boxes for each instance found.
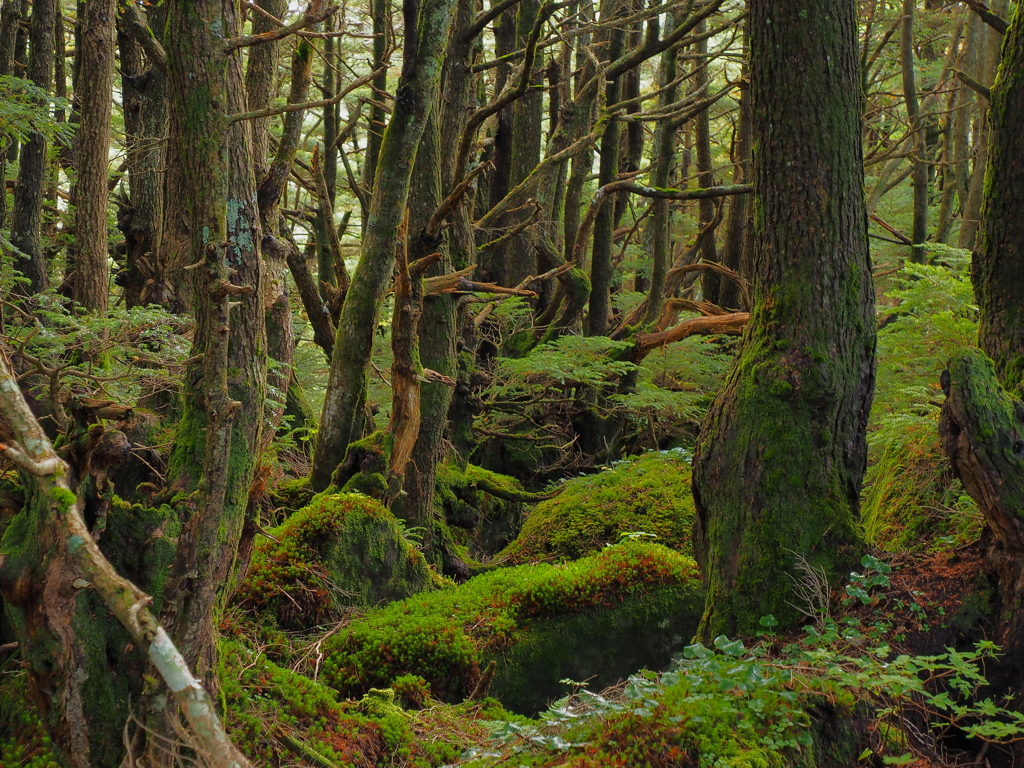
[940,348,1024,680]
[0,351,251,768]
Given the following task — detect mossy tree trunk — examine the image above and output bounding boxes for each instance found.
[151,1,267,759]
[972,2,1024,396]
[399,0,477,573]
[310,0,459,491]
[691,0,874,638]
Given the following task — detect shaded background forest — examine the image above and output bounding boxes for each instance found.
[0,0,1022,766]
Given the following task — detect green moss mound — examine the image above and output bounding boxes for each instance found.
[497,451,696,565]
[862,422,983,552]
[319,542,704,711]
[235,493,433,629]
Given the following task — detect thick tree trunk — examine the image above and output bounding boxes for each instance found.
[10,0,57,295]
[972,2,1024,396]
[151,5,266,762]
[70,0,115,314]
[310,0,459,490]
[691,0,873,637]
[0,0,21,231]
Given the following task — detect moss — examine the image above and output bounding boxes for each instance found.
[319,542,704,708]
[334,430,393,499]
[861,422,984,553]
[432,462,527,558]
[0,663,61,768]
[234,492,433,629]
[268,477,315,514]
[218,637,517,767]
[497,451,696,565]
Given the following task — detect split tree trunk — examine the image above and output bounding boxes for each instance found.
[691,0,874,637]
[310,0,460,490]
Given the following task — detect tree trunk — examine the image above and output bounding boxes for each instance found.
[310,0,459,491]
[642,24,679,325]
[10,0,57,295]
[959,0,1007,251]
[973,2,1024,395]
[0,0,21,232]
[901,0,929,262]
[693,22,721,300]
[691,0,873,638]
[940,349,1024,707]
[152,3,267,760]
[116,3,169,309]
[70,0,115,314]
[718,39,752,311]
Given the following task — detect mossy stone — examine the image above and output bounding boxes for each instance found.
[497,451,696,565]
[319,542,704,709]
[235,492,433,629]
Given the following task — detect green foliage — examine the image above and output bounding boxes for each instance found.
[319,543,701,702]
[0,292,191,414]
[234,492,433,630]
[0,665,60,768]
[456,616,1024,768]
[497,450,696,564]
[871,252,977,446]
[478,334,730,474]
[863,254,983,551]
[0,76,74,151]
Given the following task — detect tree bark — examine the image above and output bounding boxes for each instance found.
[116,3,170,309]
[10,0,57,295]
[718,39,752,311]
[973,2,1024,395]
[310,0,459,491]
[70,0,115,314]
[901,0,929,262]
[691,0,873,637]
[940,349,1024,707]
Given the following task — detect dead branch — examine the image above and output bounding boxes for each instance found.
[224,3,338,51]
[634,312,748,361]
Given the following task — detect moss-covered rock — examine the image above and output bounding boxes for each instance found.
[861,422,983,552]
[497,451,696,565]
[319,542,704,712]
[235,493,434,629]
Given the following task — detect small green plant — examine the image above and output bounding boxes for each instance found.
[844,553,892,605]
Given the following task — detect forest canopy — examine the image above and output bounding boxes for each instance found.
[0,0,1023,766]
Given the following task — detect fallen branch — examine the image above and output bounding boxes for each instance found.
[634,312,748,361]
[0,352,252,768]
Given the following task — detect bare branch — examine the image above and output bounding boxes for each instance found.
[223,3,339,51]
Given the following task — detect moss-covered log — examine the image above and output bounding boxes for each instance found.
[691,0,874,637]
